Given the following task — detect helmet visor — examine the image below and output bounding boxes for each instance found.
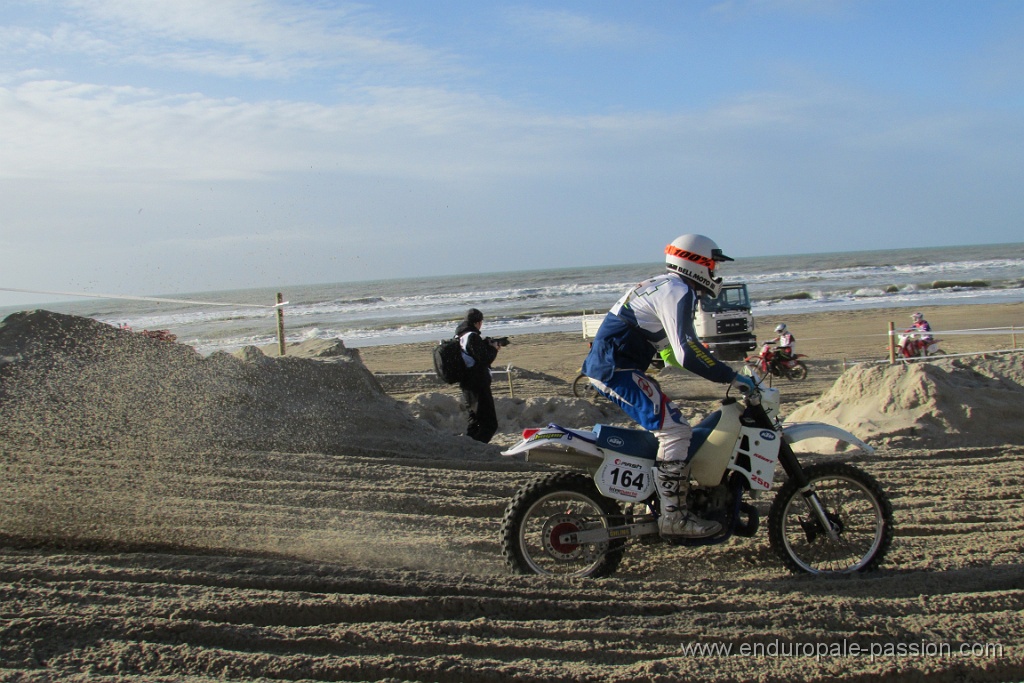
[711,248,734,263]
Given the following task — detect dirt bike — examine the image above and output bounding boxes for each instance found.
[744,341,808,381]
[572,372,600,399]
[500,384,893,578]
[896,332,945,359]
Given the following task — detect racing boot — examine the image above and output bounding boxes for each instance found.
[654,461,722,539]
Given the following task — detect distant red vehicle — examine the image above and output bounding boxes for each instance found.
[895,332,945,359]
[744,341,808,381]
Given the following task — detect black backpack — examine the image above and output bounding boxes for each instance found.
[433,336,466,384]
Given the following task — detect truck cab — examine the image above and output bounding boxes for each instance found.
[694,283,756,361]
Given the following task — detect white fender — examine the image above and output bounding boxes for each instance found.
[501,427,603,459]
[781,421,874,455]
[501,426,606,470]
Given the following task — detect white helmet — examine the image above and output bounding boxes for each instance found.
[911,312,924,322]
[664,234,733,297]
[775,323,787,334]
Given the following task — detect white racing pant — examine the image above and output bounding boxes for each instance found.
[590,370,693,463]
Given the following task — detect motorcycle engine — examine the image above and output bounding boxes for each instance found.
[691,483,733,517]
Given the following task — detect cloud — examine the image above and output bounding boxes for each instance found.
[502,7,645,49]
[2,64,1016,195]
[0,76,532,182]
[707,0,850,20]
[0,22,114,58]
[22,0,454,83]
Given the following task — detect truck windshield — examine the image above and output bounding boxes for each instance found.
[700,285,749,312]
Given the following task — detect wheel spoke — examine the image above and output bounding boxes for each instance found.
[784,477,884,572]
[521,493,610,576]
[502,472,626,578]
[769,463,893,575]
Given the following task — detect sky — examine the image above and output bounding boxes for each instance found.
[2,0,1023,307]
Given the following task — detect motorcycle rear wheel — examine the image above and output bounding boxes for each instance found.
[786,361,808,380]
[572,373,598,400]
[501,471,626,578]
[768,462,893,575]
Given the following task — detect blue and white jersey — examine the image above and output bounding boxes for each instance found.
[581,272,735,385]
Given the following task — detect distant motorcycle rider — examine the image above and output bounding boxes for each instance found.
[905,312,933,355]
[582,234,756,539]
[770,323,796,374]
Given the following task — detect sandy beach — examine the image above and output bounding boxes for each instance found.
[1,302,1023,682]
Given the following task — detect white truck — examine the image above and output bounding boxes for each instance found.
[693,282,757,361]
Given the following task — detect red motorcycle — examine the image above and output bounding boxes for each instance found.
[744,341,808,381]
[895,332,945,359]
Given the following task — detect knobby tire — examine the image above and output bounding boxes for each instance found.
[572,373,597,399]
[768,462,893,574]
[501,471,626,578]
[787,361,808,380]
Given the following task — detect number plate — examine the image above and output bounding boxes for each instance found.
[595,454,655,502]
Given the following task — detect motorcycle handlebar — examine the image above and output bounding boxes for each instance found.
[730,378,763,405]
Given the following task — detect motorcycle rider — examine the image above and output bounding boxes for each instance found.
[905,312,933,355]
[769,323,796,374]
[581,234,756,539]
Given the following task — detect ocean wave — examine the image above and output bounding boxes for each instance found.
[753,283,1024,316]
[852,288,891,298]
[739,257,1024,288]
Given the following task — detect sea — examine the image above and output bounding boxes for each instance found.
[4,243,1023,355]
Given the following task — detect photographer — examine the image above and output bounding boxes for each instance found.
[455,308,504,444]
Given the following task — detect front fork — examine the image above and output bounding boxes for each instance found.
[777,439,841,541]
[752,405,842,542]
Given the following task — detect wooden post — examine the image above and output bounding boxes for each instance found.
[888,322,896,365]
[507,365,515,398]
[1013,325,1017,349]
[276,292,286,356]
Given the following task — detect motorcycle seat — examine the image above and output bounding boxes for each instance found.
[594,425,659,459]
[593,410,723,461]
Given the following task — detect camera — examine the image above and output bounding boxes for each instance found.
[489,336,511,347]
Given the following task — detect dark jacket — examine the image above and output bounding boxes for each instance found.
[455,322,498,381]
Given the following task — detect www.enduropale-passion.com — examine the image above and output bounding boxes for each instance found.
[681,639,1006,661]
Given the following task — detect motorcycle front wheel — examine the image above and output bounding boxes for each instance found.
[501,471,626,578]
[768,462,893,575]
[786,361,808,380]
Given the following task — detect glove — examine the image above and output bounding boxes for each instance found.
[731,373,757,394]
